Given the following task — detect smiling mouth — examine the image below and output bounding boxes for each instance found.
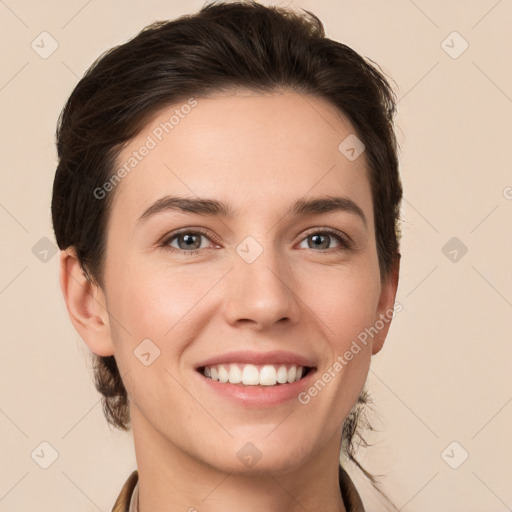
[197,363,314,387]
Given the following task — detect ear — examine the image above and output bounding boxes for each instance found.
[371,253,401,355]
[58,247,115,357]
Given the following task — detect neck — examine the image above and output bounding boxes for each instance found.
[131,406,347,512]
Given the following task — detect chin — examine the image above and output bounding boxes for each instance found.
[202,435,316,476]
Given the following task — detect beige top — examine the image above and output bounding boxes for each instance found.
[112,465,366,512]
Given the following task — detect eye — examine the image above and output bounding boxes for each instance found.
[298,229,352,251]
[161,228,218,254]
[160,227,353,255]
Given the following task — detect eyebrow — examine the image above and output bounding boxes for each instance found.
[136,194,367,228]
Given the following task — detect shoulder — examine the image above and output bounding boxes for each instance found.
[339,464,366,512]
[111,470,138,512]
[110,466,364,512]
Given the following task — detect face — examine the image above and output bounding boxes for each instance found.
[95,90,398,475]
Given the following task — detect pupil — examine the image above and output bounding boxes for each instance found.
[310,234,328,249]
[181,234,199,250]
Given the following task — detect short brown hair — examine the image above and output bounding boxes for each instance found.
[52,1,402,507]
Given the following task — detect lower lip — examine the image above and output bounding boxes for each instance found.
[196,369,316,407]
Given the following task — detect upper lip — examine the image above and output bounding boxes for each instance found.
[195,350,317,369]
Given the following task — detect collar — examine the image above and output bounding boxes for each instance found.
[112,464,365,512]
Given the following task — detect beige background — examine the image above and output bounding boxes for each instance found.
[1,0,511,510]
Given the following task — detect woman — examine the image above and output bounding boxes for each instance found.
[51,1,403,510]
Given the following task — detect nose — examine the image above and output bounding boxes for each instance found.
[222,241,301,330]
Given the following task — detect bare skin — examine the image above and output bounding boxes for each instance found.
[59,89,399,512]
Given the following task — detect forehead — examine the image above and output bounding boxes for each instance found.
[109,91,373,226]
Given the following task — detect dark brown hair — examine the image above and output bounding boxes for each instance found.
[51,1,402,509]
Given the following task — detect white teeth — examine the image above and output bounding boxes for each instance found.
[218,364,229,383]
[201,363,308,386]
[276,365,288,384]
[259,365,277,386]
[229,364,243,384]
[242,364,260,385]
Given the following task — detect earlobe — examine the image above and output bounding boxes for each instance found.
[372,254,401,355]
[58,248,115,357]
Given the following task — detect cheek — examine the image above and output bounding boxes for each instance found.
[107,247,180,322]
[106,259,218,361]
[305,266,381,344]
[105,267,203,419]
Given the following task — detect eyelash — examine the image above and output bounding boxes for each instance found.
[159,227,353,256]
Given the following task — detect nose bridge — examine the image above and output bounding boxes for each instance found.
[223,233,299,327]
